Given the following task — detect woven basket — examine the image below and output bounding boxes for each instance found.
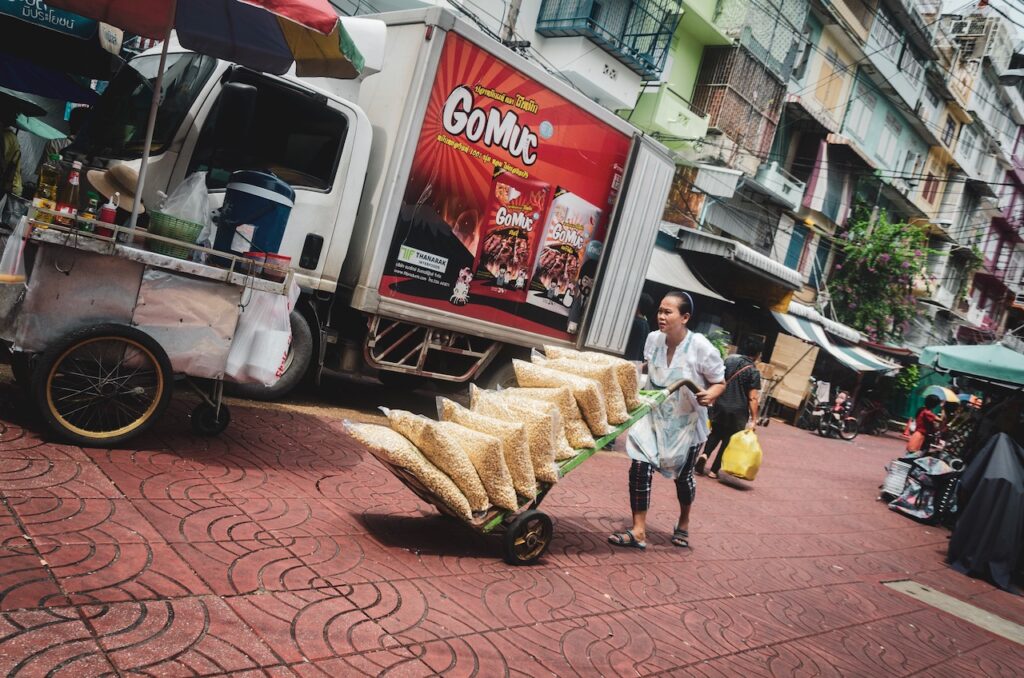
[146,211,203,259]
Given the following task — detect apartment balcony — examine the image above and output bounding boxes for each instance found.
[916,275,957,309]
[535,0,681,79]
[750,162,806,211]
[628,83,709,147]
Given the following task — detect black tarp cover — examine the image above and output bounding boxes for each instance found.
[947,433,1024,592]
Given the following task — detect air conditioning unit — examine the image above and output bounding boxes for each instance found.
[951,20,969,34]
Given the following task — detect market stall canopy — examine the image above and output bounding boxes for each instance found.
[772,310,900,373]
[15,114,66,140]
[45,0,365,78]
[919,343,1024,386]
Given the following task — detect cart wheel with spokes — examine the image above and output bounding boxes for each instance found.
[502,510,553,565]
[31,324,173,447]
[191,402,231,436]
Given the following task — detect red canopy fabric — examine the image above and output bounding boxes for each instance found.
[44,0,338,39]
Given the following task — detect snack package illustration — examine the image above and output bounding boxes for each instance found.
[472,170,551,303]
[527,189,602,317]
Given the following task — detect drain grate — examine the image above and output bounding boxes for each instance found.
[884,580,1024,646]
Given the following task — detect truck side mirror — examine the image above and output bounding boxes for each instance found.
[213,82,257,151]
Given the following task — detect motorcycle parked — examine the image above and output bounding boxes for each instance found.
[796,378,824,430]
[817,392,859,441]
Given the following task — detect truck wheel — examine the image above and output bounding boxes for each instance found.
[477,360,518,390]
[226,311,313,401]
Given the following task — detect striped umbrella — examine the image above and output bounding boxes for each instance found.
[42,0,365,228]
[41,0,363,78]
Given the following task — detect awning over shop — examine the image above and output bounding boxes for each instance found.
[646,246,731,302]
[677,227,803,290]
[785,300,861,343]
[772,311,900,373]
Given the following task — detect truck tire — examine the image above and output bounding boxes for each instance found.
[476,360,518,390]
[226,310,313,401]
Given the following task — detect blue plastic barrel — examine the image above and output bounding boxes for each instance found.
[214,171,295,257]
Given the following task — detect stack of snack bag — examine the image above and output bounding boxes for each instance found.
[344,422,475,521]
[512,359,613,437]
[437,397,537,499]
[532,353,629,425]
[470,385,566,475]
[543,346,642,411]
[346,347,645,519]
[500,386,595,449]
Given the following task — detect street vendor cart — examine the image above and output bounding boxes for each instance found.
[361,386,679,565]
[1,211,293,446]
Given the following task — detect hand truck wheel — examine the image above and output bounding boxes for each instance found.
[501,510,552,566]
[190,402,231,436]
[31,324,173,447]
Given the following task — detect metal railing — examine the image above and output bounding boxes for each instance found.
[535,0,680,78]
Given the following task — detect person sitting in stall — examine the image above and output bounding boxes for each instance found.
[907,394,944,456]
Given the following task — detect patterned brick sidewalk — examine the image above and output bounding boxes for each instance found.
[0,385,1021,676]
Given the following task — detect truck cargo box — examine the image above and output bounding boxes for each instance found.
[344,8,674,353]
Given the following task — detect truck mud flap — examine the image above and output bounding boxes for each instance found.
[364,315,500,382]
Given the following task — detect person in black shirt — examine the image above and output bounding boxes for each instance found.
[696,336,763,478]
[624,293,655,362]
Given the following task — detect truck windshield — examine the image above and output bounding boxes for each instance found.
[71,53,215,160]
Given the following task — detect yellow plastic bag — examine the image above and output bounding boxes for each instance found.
[721,430,762,481]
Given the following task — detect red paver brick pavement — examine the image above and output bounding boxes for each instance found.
[0,386,1022,676]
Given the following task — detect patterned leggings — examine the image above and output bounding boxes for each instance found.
[628,446,699,512]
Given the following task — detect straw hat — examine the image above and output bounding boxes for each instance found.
[86,164,144,213]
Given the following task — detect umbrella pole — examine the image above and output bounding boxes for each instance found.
[128,0,178,232]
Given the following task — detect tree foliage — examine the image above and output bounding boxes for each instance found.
[830,212,937,342]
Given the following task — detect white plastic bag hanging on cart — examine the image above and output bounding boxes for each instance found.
[0,216,29,284]
[160,172,214,254]
[225,280,299,386]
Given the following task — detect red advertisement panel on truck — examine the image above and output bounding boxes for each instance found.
[379,34,631,341]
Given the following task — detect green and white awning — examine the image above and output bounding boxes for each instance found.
[772,311,900,374]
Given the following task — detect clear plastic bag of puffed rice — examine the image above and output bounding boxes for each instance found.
[470,385,561,483]
[512,359,612,437]
[544,345,641,411]
[533,354,629,426]
[438,397,537,499]
[343,421,473,521]
[385,409,490,512]
[436,420,518,511]
[499,385,595,449]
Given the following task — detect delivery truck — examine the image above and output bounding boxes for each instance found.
[67,7,676,398]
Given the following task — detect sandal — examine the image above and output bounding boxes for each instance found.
[694,454,709,475]
[608,530,647,550]
[671,529,689,548]
[707,471,718,480]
